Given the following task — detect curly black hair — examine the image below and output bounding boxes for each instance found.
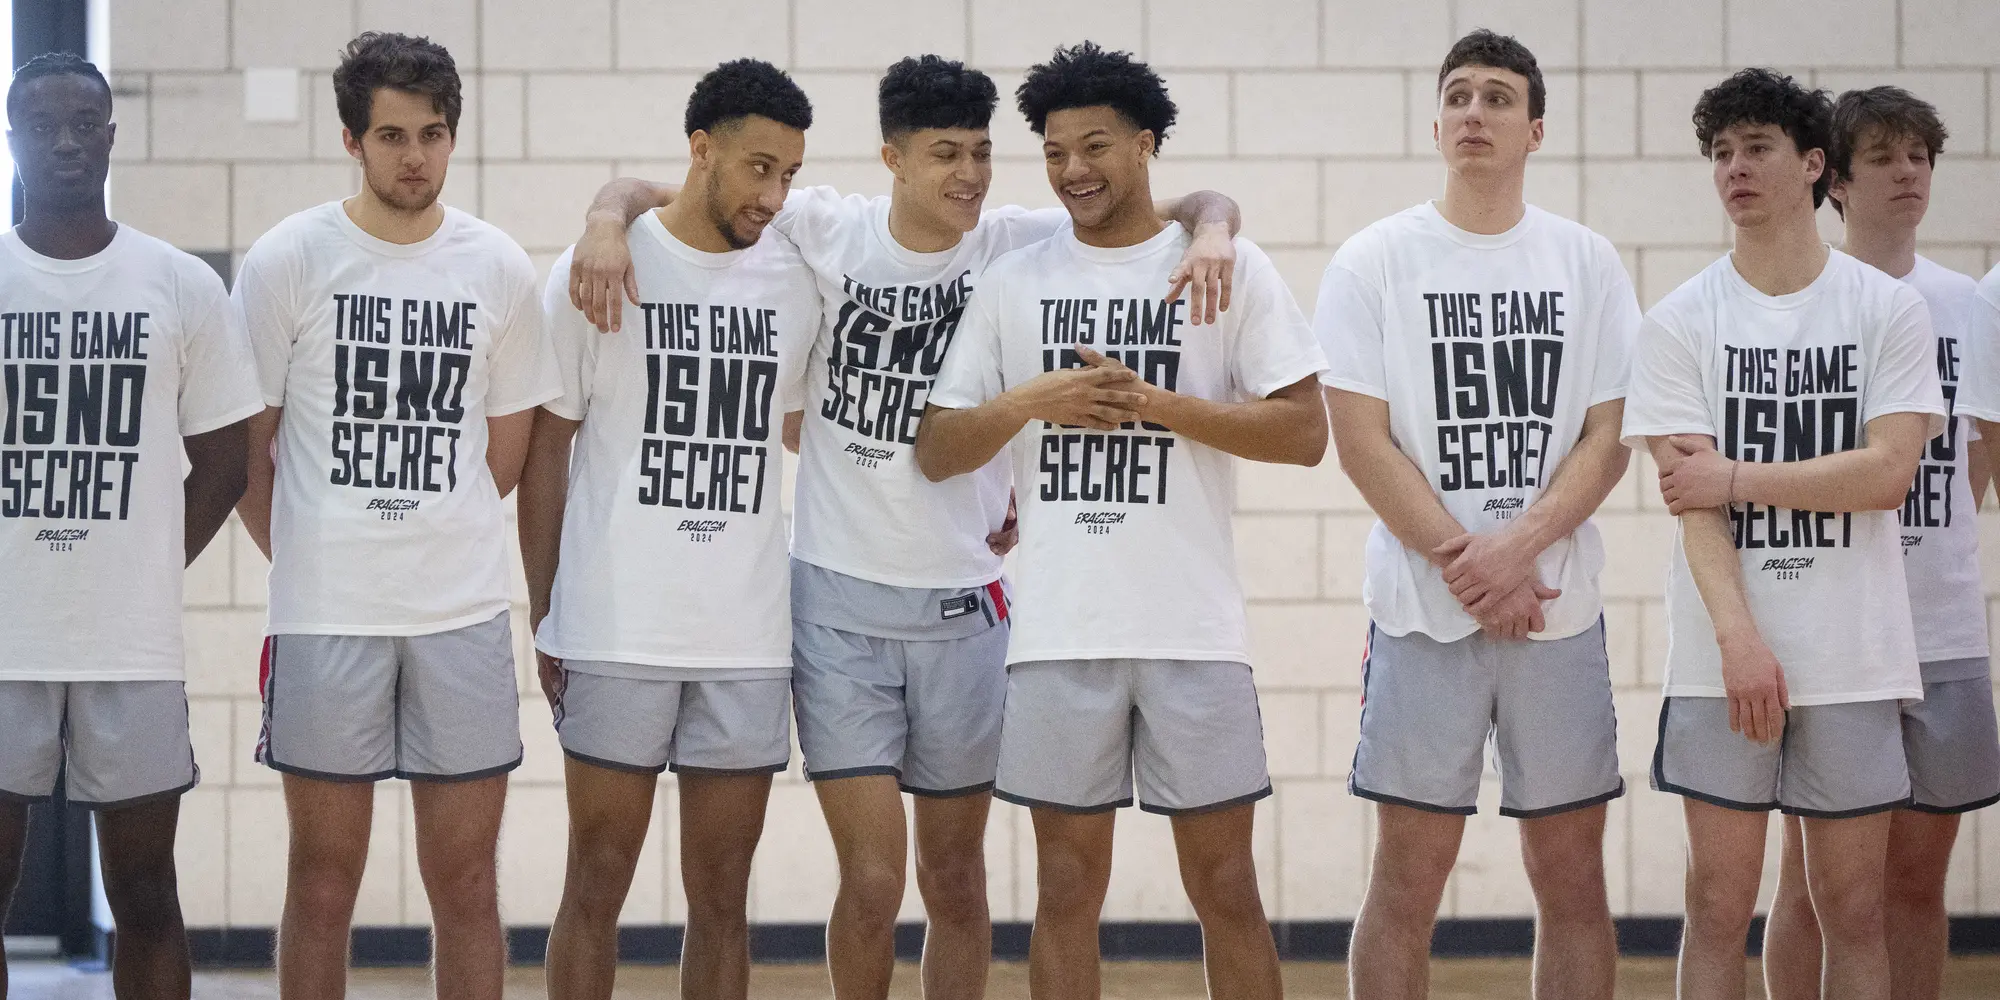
[334,32,462,136]
[1437,29,1545,120]
[1827,86,1948,217]
[1693,68,1834,207]
[8,51,111,120]
[879,55,996,141]
[686,58,813,136]
[1016,42,1175,154]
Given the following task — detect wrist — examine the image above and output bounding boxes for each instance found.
[584,208,628,230]
[1715,621,1763,652]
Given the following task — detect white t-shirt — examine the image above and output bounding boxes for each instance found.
[0,225,263,681]
[777,187,1070,589]
[1314,203,1639,642]
[535,214,818,672]
[1621,249,1945,705]
[1893,257,1987,671]
[236,202,561,636]
[928,223,1327,665]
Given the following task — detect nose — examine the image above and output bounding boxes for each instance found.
[756,178,786,214]
[1059,153,1089,182]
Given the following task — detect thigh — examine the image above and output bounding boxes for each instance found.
[281,772,376,871]
[1902,675,2000,813]
[903,624,1009,797]
[0,681,64,801]
[995,660,1135,813]
[670,678,791,776]
[1349,627,1494,815]
[411,773,508,871]
[1132,660,1271,816]
[398,611,523,781]
[1493,621,1624,817]
[260,632,399,781]
[65,681,199,809]
[1683,797,1774,908]
[1781,700,1910,817]
[791,622,906,781]
[556,668,683,774]
[677,773,773,895]
[1651,696,1781,811]
[94,796,183,892]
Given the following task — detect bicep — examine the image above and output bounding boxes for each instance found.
[1863,410,1931,459]
[1325,386,1392,454]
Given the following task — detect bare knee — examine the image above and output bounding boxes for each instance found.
[288,837,368,920]
[1035,844,1109,919]
[419,848,498,919]
[841,854,908,927]
[564,833,645,922]
[1523,848,1607,924]
[101,864,183,933]
[1182,852,1264,927]
[1809,874,1885,943]
[684,837,758,929]
[915,854,984,928]
[1367,830,1457,924]
[1683,868,1758,943]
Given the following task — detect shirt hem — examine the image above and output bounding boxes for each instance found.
[1916,645,1991,664]
[1364,614,1599,643]
[1248,359,1331,400]
[790,550,1002,591]
[1619,423,1714,449]
[265,603,509,638]
[1660,684,1924,706]
[536,646,792,673]
[1005,648,1251,666]
[0,670,184,683]
[1316,375,1388,400]
[182,399,267,437]
[1587,387,1629,406]
[555,658,791,680]
[488,386,565,418]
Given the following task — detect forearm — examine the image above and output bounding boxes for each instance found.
[184,424,249,567]
[238,406,281,560]
[1337,433,1468,564]
[1146,388,1325,466]
[1680,505,1758,641]
[1733,445,1917,512]
[1157,190,1241,237]
[915,402,1029,482]
[1511,420,1629,554]
[586,177,677,229]
[517,416,574,622]
[1974,421,1998,510]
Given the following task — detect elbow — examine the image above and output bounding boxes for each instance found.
[1285,424,1330,467]
[915,449,952,483]
[1869,455,1922,510]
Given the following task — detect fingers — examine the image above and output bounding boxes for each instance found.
[569,271,585,311]
[623,269,641,308]
[1532,584,1561,601]
[1528,604,1546,635]
[1086,405,1140,427]
[597,281,620,333]
[1728,695,1743,736]
[1076,345,1113,367]
[1776,669,1790,712]
[1094,389,1149,407]
[1218,260,1234,316]
[1203,264,1222,325]
[1432,535,1471,559]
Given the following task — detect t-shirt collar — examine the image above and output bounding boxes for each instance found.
[1418,200,1536,250]
[1065,220,1185,264]
[636,209,749,270]
[329,200,461,258]
[1721,244,1840,310]
[1,222,132,274]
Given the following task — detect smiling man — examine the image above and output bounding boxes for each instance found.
[562,55,1241,1000]
[1622,69,1943,1000]
[914,42,1326,1000]
[234,32,561,1000]
[1315,30,1637,1000]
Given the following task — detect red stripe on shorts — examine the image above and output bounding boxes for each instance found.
[985,581,1009,622]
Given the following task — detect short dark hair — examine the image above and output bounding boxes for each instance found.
[878,55,996,141]
[1827,86,1948,217]
[1693,68,1834,208]
[1437,29,1545,120]
[333,32,462,136]
[1016,42,1175,154]
[7,52,112,120]
[685,59,813,136]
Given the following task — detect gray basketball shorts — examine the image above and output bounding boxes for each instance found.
[256,610,522,782]
[995,658,1272,816]
[1904,660,2000,814]
[791,622,1010,796]
[0,680,199,809]
[555,664,791,776]
[1350,620,1624,818]
[1651,696,1911,817]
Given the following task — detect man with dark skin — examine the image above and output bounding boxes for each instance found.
[0,53,261,1000]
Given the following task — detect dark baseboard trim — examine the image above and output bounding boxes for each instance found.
[173,916,2000,967]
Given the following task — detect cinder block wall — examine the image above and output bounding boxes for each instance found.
[104,0,2000,930]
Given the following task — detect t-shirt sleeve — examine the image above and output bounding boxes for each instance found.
[983,205,1072,254]
[776,241,821,414]
[926,281,1005,410]
[539,249,597,422]
[1229,244,1328,399]
[1311,256,1389,400]
[1864,292,1948,437]
[1955,279,2000,422]
[1588,242,1641,405]
[772,185,864,256]
[178,265,266,435]
[232,234,299,408]
[1619,313,1715,448]
[486,252,565,417]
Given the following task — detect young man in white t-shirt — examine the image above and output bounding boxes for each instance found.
[520,61,819,1000]
[233,34,560,1000]
[1622,69,1944,1000]
[0,54,262,998]
[916,44,1326,1000]
[1316,31,1637,1000]
[561,56,1241,999]
[1759,86,2000,1000]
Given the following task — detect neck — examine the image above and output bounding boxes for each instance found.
[344,188,445,245]
[1073,190,1164,249]
[656,176,737,254]
[1839,217,1919,279]
[887,184,966,254]
[1730,203,1829,296]
[16,195,116,260]
[1438,166,1526,235]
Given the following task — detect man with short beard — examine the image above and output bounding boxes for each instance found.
[234,32,560,1000]
[564,55,1240,1000]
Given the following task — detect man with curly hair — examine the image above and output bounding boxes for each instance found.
[1622,68,1943,999]
[560,54,1243,1000]
[916,43,1326,1000]
[523,60,818,1000]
